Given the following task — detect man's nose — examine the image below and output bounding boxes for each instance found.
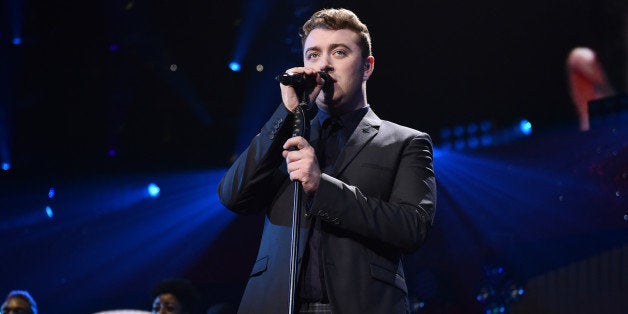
[317,54,332,71]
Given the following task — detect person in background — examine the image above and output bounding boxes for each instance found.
[566,0,627,131]
[151,278,202,314]
[1,290,37,314]
[566,47,615,131]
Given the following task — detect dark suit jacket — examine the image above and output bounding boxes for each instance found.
[219,104,436,314]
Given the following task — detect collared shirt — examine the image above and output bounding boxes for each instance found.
[299,105,370,303]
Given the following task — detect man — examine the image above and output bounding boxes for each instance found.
[1,290,38,314]
[219,8,436,314]
[151,278,201,314]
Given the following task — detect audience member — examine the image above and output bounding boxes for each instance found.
[1,290,37,314]
[151,278,201,314]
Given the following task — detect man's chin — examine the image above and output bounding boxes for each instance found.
[319,92,339,107]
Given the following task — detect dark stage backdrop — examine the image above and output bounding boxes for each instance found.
[1,0,626,313]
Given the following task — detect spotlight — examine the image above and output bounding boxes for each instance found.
[48,187,56,199]
[454,139,466,150]
[229,61,241,72]
[45,206,54,218]
[1,162,9,171]
[12,37,22,45]
[467,137,480,149]
[518,119,532,135]
[481,134,493,146]
[147,183,160,198]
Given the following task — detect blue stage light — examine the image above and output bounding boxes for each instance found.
[48,187,55,199]
[45,206,54,218]
[147,183,160,198]
[480,120,492,132]
[481,134,493,146]
[229,61,241,72]
[519,119,532,135]
[454,139,466,150]
[468,137,480,149]
[1,162,9,171]
[12,37,22,45]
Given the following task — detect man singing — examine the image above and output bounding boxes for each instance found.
[219,8,436,314]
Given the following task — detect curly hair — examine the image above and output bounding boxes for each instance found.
[151,278,201,314]
[300,8,372,58]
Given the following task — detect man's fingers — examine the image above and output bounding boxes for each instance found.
[283,136,309,150]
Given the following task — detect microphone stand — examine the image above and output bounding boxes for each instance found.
[288,92,308,314]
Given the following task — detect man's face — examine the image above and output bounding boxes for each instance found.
[151,293,184,314]
[1,297,32,314]
[303,28,372,113]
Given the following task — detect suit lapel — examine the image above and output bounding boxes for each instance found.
[333,109,381,176]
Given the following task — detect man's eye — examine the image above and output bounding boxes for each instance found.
[334,50,347,57]
[307,53,319,60]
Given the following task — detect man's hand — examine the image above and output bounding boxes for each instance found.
[279,67,325,112]
[282,136,322,194]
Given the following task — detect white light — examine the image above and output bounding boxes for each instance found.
[229,61,241,72]
[147,183,160,198]
[519,119,532,135]
[45,206,54,218]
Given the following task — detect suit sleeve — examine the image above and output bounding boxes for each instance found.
[218,105,294,214]
[308,132,436,254]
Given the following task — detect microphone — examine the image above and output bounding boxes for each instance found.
[275,70,332,89]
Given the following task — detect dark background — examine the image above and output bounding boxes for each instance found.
[1,0,626,313]
[3,0,625,174]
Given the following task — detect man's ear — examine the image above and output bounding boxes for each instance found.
[363,56,375,80]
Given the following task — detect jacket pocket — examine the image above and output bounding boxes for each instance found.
[250,255,269,277]
[369,263,408,294]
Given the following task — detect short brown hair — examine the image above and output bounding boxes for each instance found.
[300,8,372,58]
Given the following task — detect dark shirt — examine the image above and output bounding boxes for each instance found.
[299,106,370,303]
